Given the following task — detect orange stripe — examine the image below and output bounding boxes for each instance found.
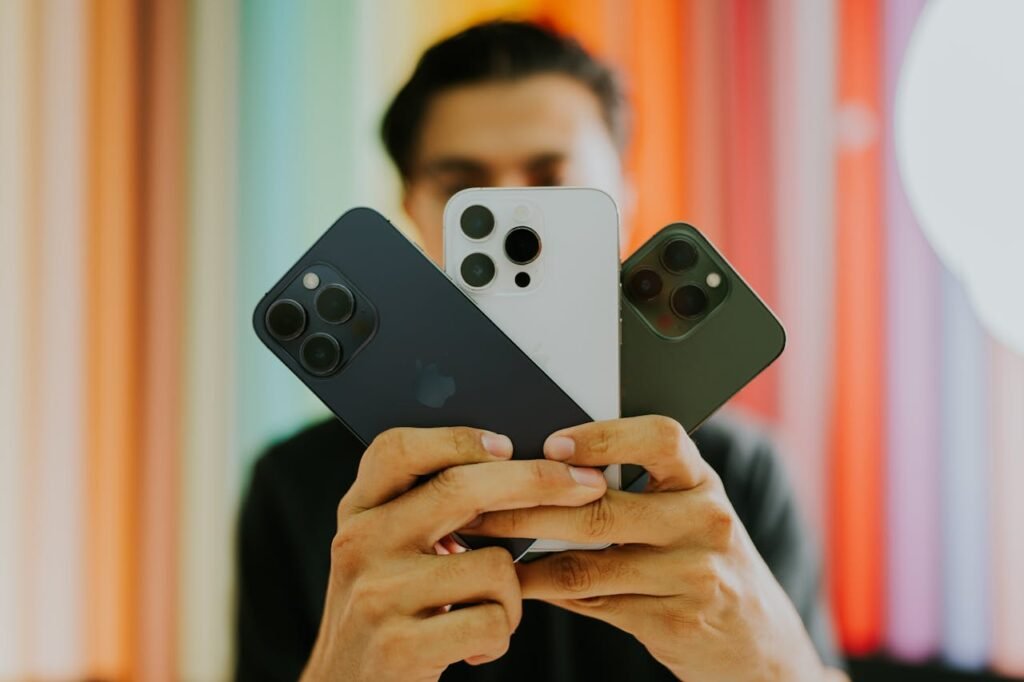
[721,0,778,419]
[829,0,885,654]
[623,0,690,252]
[687,0,725,246]
[537,0,613,58]
[541,1,692,252]
[87,0,140,676]
[136,0,185,679]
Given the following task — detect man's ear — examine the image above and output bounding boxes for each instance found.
[619,176,638,257]
[401,185,413,218]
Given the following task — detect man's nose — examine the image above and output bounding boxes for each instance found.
[492,170,530,187]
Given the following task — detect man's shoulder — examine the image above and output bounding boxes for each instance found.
[692,412,792,517]
[694,411,780,471]
[249,417,365,500]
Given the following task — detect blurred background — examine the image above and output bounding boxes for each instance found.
[1,0,1022,680]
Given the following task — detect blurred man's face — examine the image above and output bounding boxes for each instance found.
[402,74,626,261]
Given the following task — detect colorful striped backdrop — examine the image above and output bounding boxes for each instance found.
[1,1,1022,680]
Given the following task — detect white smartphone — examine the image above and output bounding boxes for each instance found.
[444,187,621,553]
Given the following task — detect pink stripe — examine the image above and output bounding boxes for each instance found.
[991,343,1024,674]
[883,0,941,660]
[772,0,837,536]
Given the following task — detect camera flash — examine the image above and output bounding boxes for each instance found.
[302,272,320,290]
[706,272,722,288]
[513,205,530,221]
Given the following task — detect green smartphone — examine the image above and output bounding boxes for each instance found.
[620,223,786,490]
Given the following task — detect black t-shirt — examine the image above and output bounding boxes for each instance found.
[235,415,841,681]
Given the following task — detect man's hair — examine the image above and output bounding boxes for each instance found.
[381,20,626,179]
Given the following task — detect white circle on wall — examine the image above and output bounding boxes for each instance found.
[896,0,1024,353]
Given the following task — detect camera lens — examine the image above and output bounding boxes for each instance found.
[504,227,540,264]
[460,205,495,240]
[628,268,663,300]
[266,299,306,341]
[662,239,699,273]
[315,284,355,324]
[460,253,495,288]
[300,333,342,376]
[670,285,709,319]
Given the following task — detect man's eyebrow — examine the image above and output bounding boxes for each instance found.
[524,152,566,170]
[418,157,488,176]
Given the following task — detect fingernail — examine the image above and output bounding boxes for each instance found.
[481,432,513,459]
[545,435,575,461]
[570,466,606,488]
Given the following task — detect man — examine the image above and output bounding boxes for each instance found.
[237,21,846,681]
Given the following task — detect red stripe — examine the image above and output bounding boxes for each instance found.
[829,0,886,654]
[721,0,779,419]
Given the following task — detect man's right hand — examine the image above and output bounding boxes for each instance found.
[300,426,609,682]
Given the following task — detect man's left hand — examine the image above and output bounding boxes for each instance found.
[464,415,831,682]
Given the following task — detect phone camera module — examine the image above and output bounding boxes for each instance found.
[504,226,541,265]
[460,253,496,288]
[266,299,306,341]
[661,239,699,273]
[300,333,342,376]
[628,268,663,301]
[460,205,495,240]
[315,284,355,324]
[670,284,709,319]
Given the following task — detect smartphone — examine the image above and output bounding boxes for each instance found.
[252,207,593,561]
[619,223,786,490]
[443,187,621,553]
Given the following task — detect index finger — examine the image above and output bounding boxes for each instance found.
[542,415,709,490]
[342,427,513,515]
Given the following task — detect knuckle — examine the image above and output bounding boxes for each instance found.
[371,622,413,665]
[588,427,611,456]
[650,415,687,457]
[370,428,405,454]
[459,605,510,651]
[476,546,516,577]
[577,497,615,540]
[485,629,512,660]
[482,603,512,639]
[658,600,701,639]
[550,553,596,594]
[702,494,736,548]
[448,426,481,459]
[504,507,527,536]
[350,576,392,622]
[330,518,370,576]
[429,465,467,499]
[369,427,410,461]
[529,459,563,488]
[685,555,723,604]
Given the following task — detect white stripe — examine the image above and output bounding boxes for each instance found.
[179,0,238,678]
[29,0,87,675]
[0,0,30,675]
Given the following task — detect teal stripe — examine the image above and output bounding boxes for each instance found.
[301,0,360,239]
[940,271,991,668]
[295,1,360,416]
[237,0,317,466]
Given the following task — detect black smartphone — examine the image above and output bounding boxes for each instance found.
[252,207,592,561]
[619,223,786,490]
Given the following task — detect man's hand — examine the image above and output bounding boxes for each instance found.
[301,426,608,682]
[465,415,833,682]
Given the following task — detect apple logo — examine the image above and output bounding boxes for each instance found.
[414,360,456,408]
